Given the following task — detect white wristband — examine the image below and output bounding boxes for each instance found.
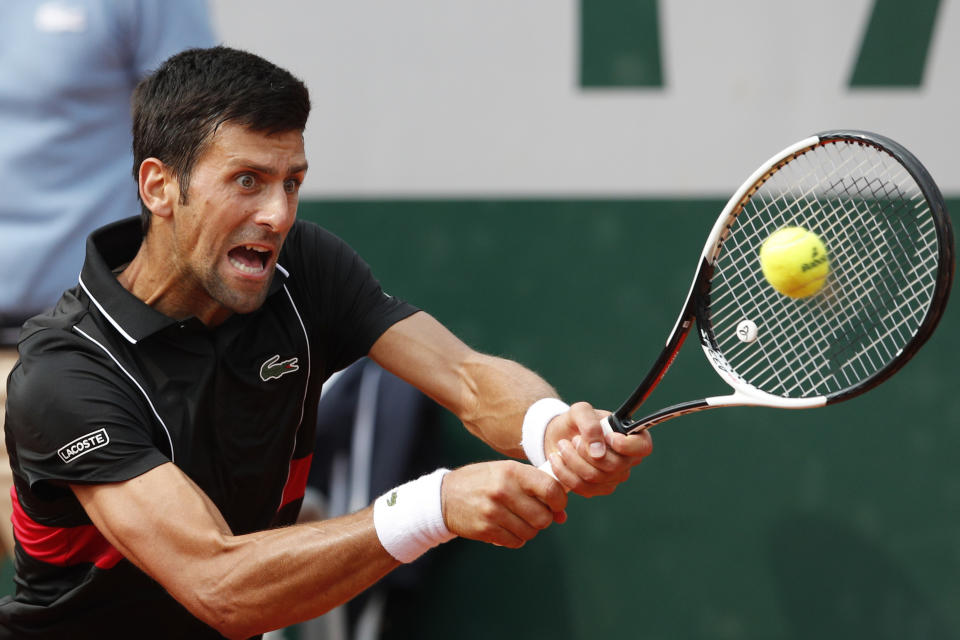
[373,468,455,563]
[521,398,571,467]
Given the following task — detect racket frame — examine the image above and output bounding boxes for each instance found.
[606,131,954,436]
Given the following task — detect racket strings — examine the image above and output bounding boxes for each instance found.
[763,158,930,392]
[710,151,867,393]
[725,149,933,394]
[707,140,940,398]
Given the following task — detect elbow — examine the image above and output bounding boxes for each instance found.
[217,620,258,640]
[172,552,261,639]
[190,582,258,640]
[191,597,253,640]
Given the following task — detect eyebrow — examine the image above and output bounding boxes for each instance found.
[229,159,309,176]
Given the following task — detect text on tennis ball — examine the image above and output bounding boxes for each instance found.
[758,226,830,299]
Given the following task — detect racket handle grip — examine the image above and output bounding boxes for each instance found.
[536,415,615,480]
[537,459,559,480]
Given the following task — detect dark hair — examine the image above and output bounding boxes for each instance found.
[131,46,311,232]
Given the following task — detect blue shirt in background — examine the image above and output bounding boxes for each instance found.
[0,0,216,338]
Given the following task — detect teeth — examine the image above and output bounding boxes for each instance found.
[244,245,268,253]
[229,256,265,274]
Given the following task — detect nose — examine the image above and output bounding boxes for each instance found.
[254,186,296,233]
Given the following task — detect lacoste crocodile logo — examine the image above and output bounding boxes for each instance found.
[259,355,300,382]
[386,491,398,506]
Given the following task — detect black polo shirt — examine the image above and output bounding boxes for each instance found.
[0,216,418,639]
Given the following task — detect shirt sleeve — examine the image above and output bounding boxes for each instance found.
[281,221,420,376]
[6,332,171,491]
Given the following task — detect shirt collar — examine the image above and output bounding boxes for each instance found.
[78,216,289,344]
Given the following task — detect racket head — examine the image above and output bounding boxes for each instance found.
[697,130,954,405]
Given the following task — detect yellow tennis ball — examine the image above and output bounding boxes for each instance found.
[759,226,830,298]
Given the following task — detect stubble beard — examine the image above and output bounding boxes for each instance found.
[204,265,274,316]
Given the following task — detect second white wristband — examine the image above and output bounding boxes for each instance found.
[521,397,570,467]
[373,468,455,563]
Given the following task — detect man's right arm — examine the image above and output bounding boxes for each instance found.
[72,458,566,639]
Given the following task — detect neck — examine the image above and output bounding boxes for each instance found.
[116,238,232,327]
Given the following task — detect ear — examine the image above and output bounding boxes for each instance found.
[138,158,178,219]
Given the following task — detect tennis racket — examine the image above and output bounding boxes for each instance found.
[561,130,954,450]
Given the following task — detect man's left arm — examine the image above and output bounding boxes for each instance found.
[369,311,652,496]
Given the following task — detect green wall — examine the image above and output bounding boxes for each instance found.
[301,198,960,639]
[3,199,953,640]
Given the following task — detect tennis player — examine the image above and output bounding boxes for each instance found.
[0,47,652,639]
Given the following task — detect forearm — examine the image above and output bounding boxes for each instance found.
[75,456,567,639]
[194,508,396,638]
[74,470,400,640]
[370,312,559,459]
[455,351,558,458]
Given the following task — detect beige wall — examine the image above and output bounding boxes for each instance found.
[208,0,960,197]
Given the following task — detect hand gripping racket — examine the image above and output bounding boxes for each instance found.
[572,131,953,449]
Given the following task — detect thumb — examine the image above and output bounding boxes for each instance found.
[569,402,607,459]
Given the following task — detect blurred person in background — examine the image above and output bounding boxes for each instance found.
[0,0,215,556]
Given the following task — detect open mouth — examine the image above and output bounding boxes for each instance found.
[227,244,272,275]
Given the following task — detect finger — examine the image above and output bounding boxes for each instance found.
[509,499,557,535]
[519,463,568,514]
[568,436,635,485]
[607,430,654,463]
[491,515,538,548]
[548,450,627,497]
[568,402,607,459]
[546,451,581,490]
[571,435,628,474]
[490,495,557,546]
[485,524,526,549]
[489,463,565,538]
[558,438,616,484]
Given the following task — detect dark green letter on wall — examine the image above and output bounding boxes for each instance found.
[580,0,664,88]
[849,0,941,87]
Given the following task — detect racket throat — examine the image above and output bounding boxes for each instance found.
[615,399,711,434]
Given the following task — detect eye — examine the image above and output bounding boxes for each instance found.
[284,178,301,194]
[236,174,257,189]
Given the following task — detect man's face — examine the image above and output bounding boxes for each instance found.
[168,122,307,322]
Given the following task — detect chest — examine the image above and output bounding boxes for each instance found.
[131,303,316,533]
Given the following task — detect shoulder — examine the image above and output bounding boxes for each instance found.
[279,219,365,278]
[17,292,95,365]
[8,318,166,488]
[12,327,124,414]
[16,286,110,370]
[283,219,353,255]
[10,315,144,445]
